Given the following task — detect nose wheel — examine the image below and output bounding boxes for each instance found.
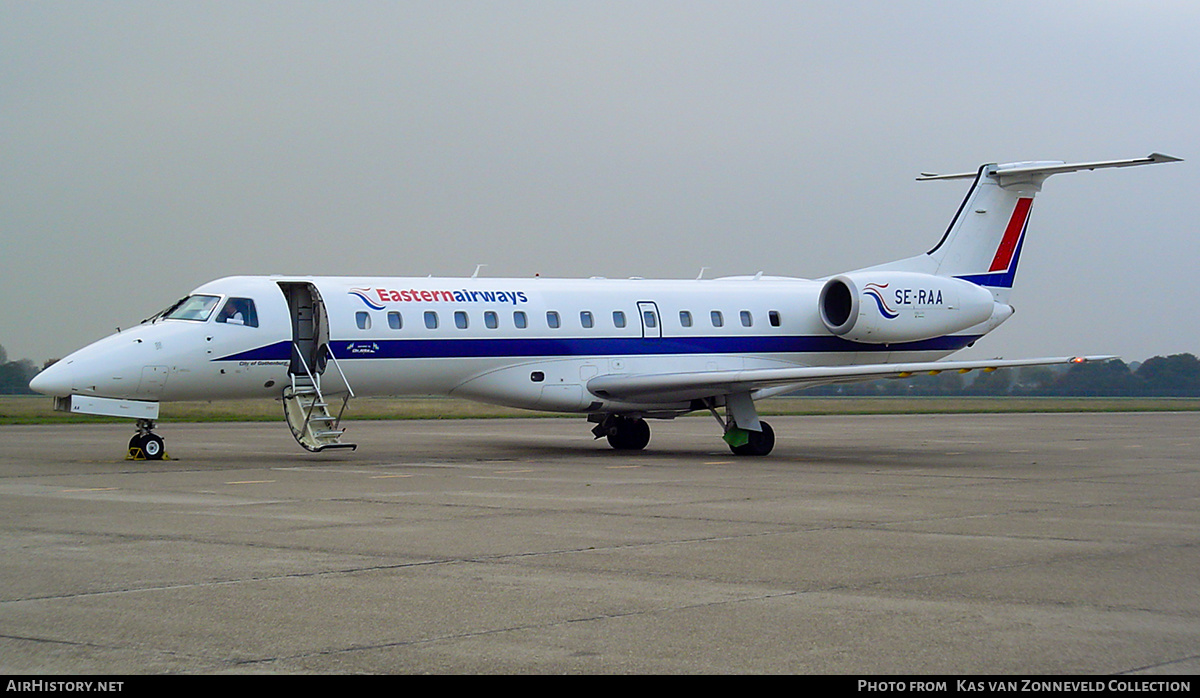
[127,419,168,461]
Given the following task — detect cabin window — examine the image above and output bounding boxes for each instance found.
[387,311,402,330]
[454,310,469,329]
[484,311,499,329]
[546,311,561,329]
[740,310,753,327]
[769,310,781,327]
[216,297,258,327]
[424,311,439,330]
[580,311,594,328]
[679,311,692,328]
[711,310,723,328]
[355,311,371,330]
[165,294,220,322]
[613,310,626,328]
[643,310,657,329]
[514,311,528,329]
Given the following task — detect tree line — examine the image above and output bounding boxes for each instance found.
[806,353,1200,398]
[0,345,39,395]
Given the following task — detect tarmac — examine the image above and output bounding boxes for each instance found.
[0,412,1197,674]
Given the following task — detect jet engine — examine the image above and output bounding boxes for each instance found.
[819,272,1001,344]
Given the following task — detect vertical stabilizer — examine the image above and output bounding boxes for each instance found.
[924,163,1043,302]
[857,153,1180,303]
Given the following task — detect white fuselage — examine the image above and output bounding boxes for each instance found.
[32,274,986,415]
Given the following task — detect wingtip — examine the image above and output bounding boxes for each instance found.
[1148,152,1183,164]
[1070,355,1119,364]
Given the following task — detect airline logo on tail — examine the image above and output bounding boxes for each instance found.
[988,197,1033,273]
[956,196,1033,289]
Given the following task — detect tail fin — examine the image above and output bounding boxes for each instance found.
[862,153,1180,303]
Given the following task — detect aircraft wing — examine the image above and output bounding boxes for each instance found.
[586,355,1114,403]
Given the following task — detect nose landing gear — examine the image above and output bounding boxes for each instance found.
[127,419,168,461]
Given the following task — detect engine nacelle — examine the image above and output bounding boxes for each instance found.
[819,272,1001,344]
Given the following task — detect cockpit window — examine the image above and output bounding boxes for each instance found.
[216,297,258,327]
[164,294,221,322]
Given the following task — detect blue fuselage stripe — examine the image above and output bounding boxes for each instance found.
[216,335,979,362]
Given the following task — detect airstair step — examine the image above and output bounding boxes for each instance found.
[284,341,356,453]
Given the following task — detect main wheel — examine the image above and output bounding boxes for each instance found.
[606,416,651,451]
[730,421,775,456]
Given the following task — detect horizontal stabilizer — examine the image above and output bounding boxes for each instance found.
[587,356,1114,403]
[917,153,1181,182]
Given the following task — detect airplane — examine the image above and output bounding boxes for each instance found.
[29,153,1181,460]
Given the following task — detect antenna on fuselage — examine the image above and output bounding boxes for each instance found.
[696,267,710,280]
[471,264,487,278]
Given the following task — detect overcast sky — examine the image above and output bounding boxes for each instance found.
[2,1,1196,367]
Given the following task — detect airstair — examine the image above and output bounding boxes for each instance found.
[282,343,357,452]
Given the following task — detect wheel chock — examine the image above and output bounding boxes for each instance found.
[722,428,750,448]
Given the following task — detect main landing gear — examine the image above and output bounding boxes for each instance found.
[722,421,775,457]
[710,392,775,456]
[127,419,168,461]
[590,402,776,457]
[592,414,652,451]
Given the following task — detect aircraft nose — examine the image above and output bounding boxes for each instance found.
[28,360,74,397]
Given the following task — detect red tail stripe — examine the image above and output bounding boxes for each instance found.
[989,197,1033,272]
